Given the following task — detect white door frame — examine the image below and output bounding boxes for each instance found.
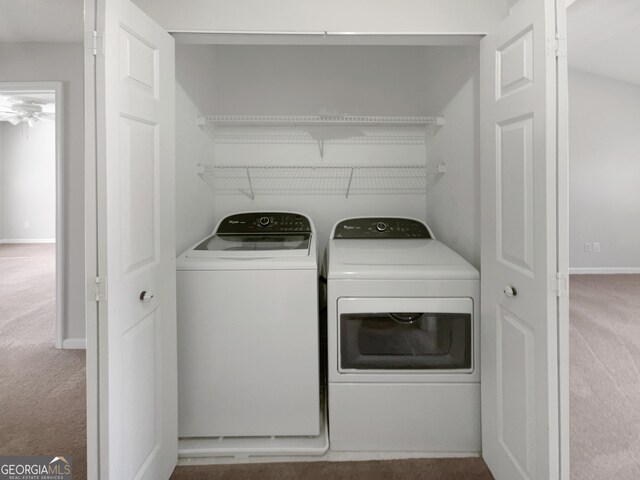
[555,0,570,477]
[84,1,101,477]
[0,81,65,349]
[83,6,109,470]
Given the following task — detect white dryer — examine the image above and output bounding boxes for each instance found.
[177,212,320,438]
[326,217,480,453]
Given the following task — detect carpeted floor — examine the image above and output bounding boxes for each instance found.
[0,244,86,478]
[2,244,639,479]
[569,274,640,480]
[171,458,493,479]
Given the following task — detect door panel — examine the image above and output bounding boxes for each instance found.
[497,26,534,99]
[119,115,158,273]
[119,27,158,96]
[89,0,177,478]
[122,311,160,478]
[497,114,534,274]
[480,0,564,479]
[497,306,535,477]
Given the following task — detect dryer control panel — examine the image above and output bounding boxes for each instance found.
[217,212,312,234]
[334,218,431,239]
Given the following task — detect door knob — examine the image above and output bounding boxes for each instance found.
[503,285,517,297]
[139,291,154,302]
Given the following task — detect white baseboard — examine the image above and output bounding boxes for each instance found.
[0,238,56,244]
[62,338,86,349]
[569,267,640,275]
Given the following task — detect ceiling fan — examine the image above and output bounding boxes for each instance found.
[0,96,55,127]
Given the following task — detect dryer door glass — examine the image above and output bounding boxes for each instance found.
[340,311,471,370]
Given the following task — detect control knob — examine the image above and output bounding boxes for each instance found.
[259,216,271,226]
[376,222,387,232]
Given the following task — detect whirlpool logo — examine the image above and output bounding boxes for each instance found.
[0,455,72,479]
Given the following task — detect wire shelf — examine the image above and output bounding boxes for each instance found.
[198,115,444,154]
[198,164,444,199]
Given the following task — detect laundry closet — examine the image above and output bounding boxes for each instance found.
[174,42,480,267]
[84,0,569,479]
[173,37,482,456]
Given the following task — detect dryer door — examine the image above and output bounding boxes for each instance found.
[338,297,473,373]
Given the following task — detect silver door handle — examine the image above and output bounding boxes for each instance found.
[503,286,517,297]
[140,291,154,302]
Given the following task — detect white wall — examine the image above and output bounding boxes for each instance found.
[175,45,480,260]
[0,121,56,241]
[174,83,217,255]
[426,56,480,268]
[178,45,477,116]
[0,43,85,344]
[569,69,640,272]
[134,0,507,35]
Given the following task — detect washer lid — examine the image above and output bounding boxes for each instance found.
[185,212,315,259]
[185,233,311,258]
[328,238,479,280]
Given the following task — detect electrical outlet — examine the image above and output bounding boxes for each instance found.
[593,242,601,252]
[584,242,592,252]
[24,221,30,229]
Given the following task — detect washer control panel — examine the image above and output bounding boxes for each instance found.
[217,212,312,234]
[334,218,431,239]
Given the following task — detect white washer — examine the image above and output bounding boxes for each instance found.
[326,217,480,453]
[177,212,320,438]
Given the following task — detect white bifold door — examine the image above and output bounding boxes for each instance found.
[85,0,177,478]
[480,0,568,479]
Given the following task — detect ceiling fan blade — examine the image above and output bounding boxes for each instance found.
[27,117,37,127]
[7,116,22,125]
[38,112,56,121]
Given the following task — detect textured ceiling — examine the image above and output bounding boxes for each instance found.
[0,0,84,42]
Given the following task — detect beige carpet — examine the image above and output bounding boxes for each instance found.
[570,274,640,479]
[0,244,86,478]
[3,244,638,479]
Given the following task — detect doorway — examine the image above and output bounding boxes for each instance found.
[0,82,64,347]
[0,80,88,474]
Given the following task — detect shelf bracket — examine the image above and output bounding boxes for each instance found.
[345,168,354,199]
[246,168,255,200]
[426,162,447,177]
[317,140,325,158]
